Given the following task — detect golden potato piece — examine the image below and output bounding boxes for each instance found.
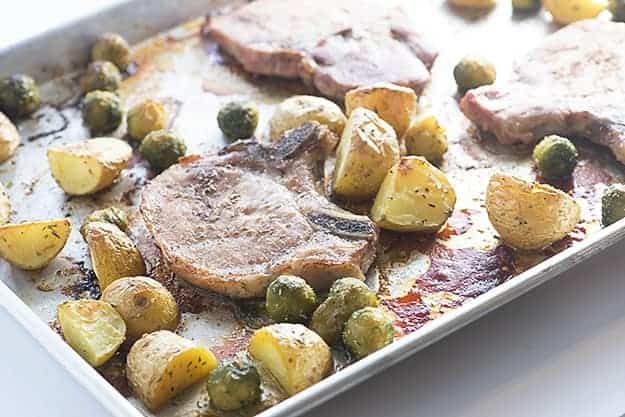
[249,323,332,396]
[270,95,346,141]
[543,0,606,24]
[0,219,70,270]
[126,330,218,411]
[404,114,448,163]
[485,174,581,250]
[333,108,400,200]
[58,300,126,367]
[0,182,11,225]
[449,0,498,7]
[101,276,180,342]
[371,157,456,232]
[47,137,132,196]
[83,222,146,290]
[0,112,20,163]
[345,83,417,137]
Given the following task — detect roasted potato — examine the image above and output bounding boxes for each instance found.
[83,222,146,290]
[345,83,417,137]
[101,276,179,342]
[58,299,126,367]
[0,112,20,162]
[333,108,400,200]
[269,95,346,141]
[403,114,448,163]
[248,323,332,396]
[0,219,70,270]
[0,182,10,225]
[80,206,128,238]
[485,174,581,250]
[126,330,218,411]
[371,157,456,232]
[47,137,132,196]
[543,0,607,24]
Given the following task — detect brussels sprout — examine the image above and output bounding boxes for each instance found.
[602,184,625,226]
[453,57,496,93]
[266,275,317,323]
[80,61,122,93]
[127,99,167,141]
[343,307,394,359]
[0,74,41,118]
[81,91,123,134]
[532,135,578,180]
[91,33,131,71]
[311,278,379,344]
[217,101,259,140]
[80,207,128,238]
[207,358,261,411]
[139,129,187,172]
[610,0,625,21]
[512,0,541,11]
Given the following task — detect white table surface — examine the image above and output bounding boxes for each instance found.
[2,2,625,417]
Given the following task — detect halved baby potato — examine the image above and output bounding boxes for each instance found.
[126,330,218,411]
[0,112,20,163]
[58,299,126,367]
[543,0,607,24]
[371,156,456,232]
[0,182,11,225]
[0,219,70,270]
[485,173,581,250]
[83,221,146,290]
[333,108,400,200]
[47,137,132,196]
[249,323,332,396]
[269,95,347,141]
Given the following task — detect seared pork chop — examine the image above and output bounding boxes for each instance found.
[461,20,625,163]
[207,0,437,100]
[140,123,378,298]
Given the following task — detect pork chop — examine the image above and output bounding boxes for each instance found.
[140,123,378,298]
[460,20,625,163]
[206,0,437,100]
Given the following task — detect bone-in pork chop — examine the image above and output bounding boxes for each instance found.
[140,123,378,298]
[206,0,437,100]
[461,20,625,163]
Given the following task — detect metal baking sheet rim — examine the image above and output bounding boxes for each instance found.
[2,1,624,417]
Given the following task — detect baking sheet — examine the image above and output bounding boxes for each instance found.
[0,1,623,417]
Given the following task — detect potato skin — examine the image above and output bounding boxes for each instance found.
[543,0,606,24]
[101,276,180,342]
[485,174,581,250]
[270,95,346,141]
[0,112,20,163]
[0,219,70,270]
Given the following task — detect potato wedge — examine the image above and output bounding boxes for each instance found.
[403,114,448,163]
[449,0,498,7]
[345,83,417,138]
[0,112,20,163]
[485,174,581,250]
[543,0,607,24]
[333,108,400,200]
[58,300,126,367]
[371,157,456,232]
[126,330,218,411]
[0,182,11,225]
[0,219,70,270]
[270,95,346,141]
[47,137,132,196]
[248,323,332,396]
[83,222,146,290]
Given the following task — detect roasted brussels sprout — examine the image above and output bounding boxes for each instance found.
[91,33,131,71]
[343,307,394,359]
[0,74,41,118]
[80,61,122,93]
[80,207,128,237]
[453,57,496,93]
[532,135,578,180]
[217,101,259,140]
[127,99,167,141]
[266,275,317,323]
[139,129,187,171]
[207,358,261,411]
[81,91,123,134]
[512,0,542,11]
[610,0,625,21]
[602,184,625,226]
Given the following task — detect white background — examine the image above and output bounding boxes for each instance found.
[2,2,625,417]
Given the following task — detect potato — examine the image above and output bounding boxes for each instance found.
[404,114,448,163]
[0,182,11,225]
[270,95,346,141]
[333,108,400,200]
[543,0,607,24]
[485,174,581,250]
[345,83,417,138]
[248,323,332,396]
[0,219,70,270]
[126,330,218,411]
[83,222,146,290]
[0,112,20,163]
[449,0,498,7]
[101,276,180,342]
[57,300,126,367]
[371,157,456,232]
[47,137,132,196]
